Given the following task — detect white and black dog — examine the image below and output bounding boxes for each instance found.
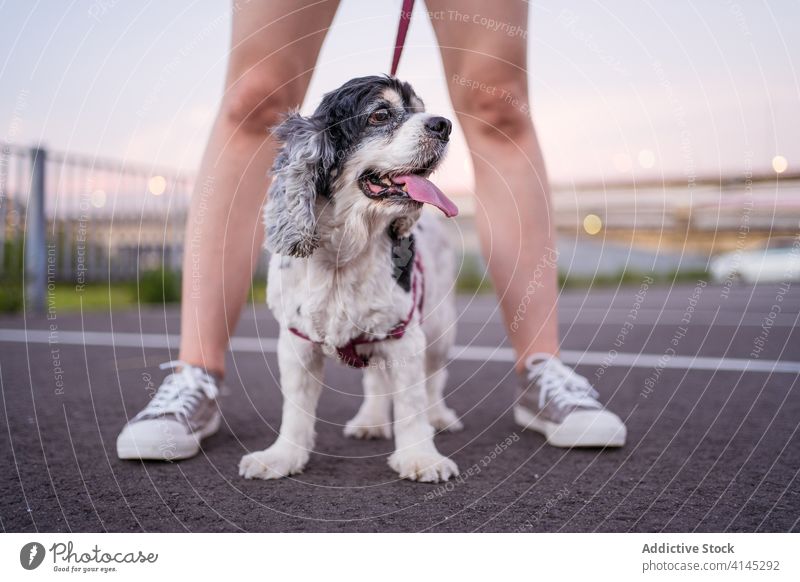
[239,76,463,483]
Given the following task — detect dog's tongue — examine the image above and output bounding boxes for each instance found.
[391,175,459,218]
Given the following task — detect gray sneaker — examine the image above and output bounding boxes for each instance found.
[117,361,221,460]
[514,353,626,447]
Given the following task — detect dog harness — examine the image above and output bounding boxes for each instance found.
[288,255,425,368]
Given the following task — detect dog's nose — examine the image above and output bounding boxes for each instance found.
[425,116,452,141]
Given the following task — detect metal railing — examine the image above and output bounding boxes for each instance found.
[2,141,798,313]
[1,143,198,312]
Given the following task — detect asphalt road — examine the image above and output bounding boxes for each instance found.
[1,283,798,532]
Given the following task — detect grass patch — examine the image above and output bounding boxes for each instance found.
[0,254,710,313]
[0,281,24,313]
[558,268,709,290]
[456,255,494,294]
[248,283,267,305]
[1,274,269,313]
[0,238,24,313]
[52,284,137,311]
[134,267,182,305]
[453,260,710,295]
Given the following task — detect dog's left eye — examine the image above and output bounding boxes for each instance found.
[368,108,391,125]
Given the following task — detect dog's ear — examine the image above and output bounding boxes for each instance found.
[264,112,335,258]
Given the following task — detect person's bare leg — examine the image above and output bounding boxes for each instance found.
[178,0,340,377]
[428,0,559,371]
[427,2,626,447]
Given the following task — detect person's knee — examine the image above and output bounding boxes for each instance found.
[221,65,307,136]
[450,71,532,143]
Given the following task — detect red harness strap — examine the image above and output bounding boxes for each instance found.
[289,255,425,368]
[390,0,415,77]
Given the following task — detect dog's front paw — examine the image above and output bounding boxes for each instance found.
[344,413,392,440]
[388,449,458,483]
[239,444,309,480]
[428,406,464,432]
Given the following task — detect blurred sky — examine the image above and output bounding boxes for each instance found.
[1,0,798,192]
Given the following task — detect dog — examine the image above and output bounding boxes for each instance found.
[238,76,463,483]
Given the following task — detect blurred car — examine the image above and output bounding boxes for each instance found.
[711,237,800,283]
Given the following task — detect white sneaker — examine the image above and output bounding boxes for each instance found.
[117,361,221,460]
[514,353,626,448]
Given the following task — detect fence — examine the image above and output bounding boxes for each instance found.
[3,141,798,313]
[0,143,228,312]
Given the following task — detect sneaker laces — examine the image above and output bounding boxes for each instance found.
[137,360,219,419]
[524,353,601,411]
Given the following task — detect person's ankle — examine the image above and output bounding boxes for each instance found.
[515,350,560,374]
[175,358,224,382]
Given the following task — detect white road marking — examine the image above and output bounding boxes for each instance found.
[138,307,800,327]
[1,328,798,374]
[454,308,800,327]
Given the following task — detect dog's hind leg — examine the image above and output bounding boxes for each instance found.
[239,331,323,480]
[344,365,393,439]
[425,346,463,432]
[425,366,463,432]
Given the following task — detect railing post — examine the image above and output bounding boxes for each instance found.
[0,144,8,269]
[25,146,46,314]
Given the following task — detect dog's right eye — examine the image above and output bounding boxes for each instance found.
[368,108,391,125]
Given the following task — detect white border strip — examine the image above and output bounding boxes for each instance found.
[1,328,798,374]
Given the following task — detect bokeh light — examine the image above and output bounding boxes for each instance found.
[148,175,167,195]
[583,214,603,235]
[637,149,655,169]
[772,155,788,174]
[90,189,106,208]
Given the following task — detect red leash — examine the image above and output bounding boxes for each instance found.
[390,0,415,76]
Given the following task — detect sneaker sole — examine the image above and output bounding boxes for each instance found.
[514,406,626,448]
[117,412,221,461]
